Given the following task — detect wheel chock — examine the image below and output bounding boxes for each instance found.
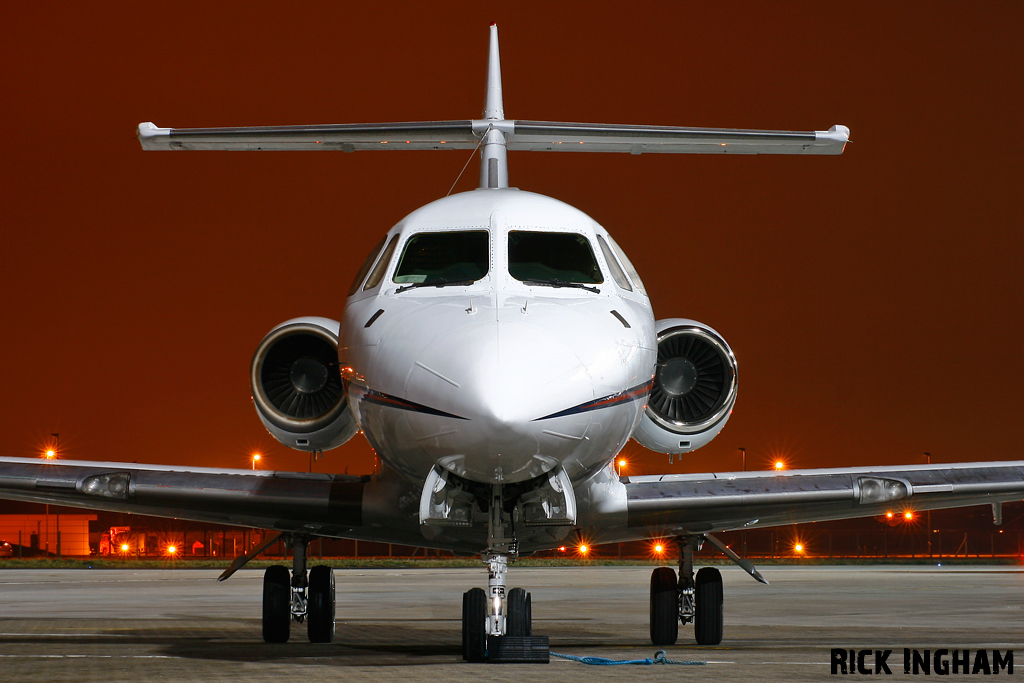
[487,635,550,663]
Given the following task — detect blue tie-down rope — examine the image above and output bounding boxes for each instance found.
[550,650,705,666]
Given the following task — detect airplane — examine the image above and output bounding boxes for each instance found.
[1,24,1022,662]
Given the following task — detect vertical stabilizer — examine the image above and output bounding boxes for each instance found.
[483,23,504,120]
[478,24,509,189]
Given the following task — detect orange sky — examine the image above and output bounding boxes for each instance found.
[4,2,1023,477]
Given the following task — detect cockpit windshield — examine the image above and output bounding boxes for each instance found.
[508,231,604,285]
[393,230,489,286]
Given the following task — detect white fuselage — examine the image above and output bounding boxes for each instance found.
[340,189,657,487]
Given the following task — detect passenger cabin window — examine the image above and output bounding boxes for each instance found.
[508,231,604,285]
[348,234,388,295]
[393,231,489,285]
[596,235,632,291]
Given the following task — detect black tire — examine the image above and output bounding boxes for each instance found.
[694,566,724,645]
[649,566,678,645]
[307,565,335,643]
[525,592,533,637]
[262,565,291,643]
[507,587,531,637]
[462,587,487,662]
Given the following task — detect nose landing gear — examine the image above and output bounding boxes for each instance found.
[461,485,546,663]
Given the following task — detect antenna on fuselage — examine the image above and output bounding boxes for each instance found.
[478,23,509,189]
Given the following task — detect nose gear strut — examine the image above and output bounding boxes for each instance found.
[461,483,547,662]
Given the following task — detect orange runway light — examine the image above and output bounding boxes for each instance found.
[774,461,785,471]
[654,543,664,554]
[558,546,566,552]
[578,544,589,556]
[167,545,177,555]
[120,544,130,552]
[904,511,914,521]
[886,511,894,519]
[794,543,804,553]
[45,450,55,459]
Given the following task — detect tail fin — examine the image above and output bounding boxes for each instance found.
[478,23,509,189]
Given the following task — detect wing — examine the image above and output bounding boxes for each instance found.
[623,461,1024,534]
[138,120,849,155]
[0,457,365,536]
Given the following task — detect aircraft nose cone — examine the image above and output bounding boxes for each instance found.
[463,321,593,480]
[469,323,586,424]
[407,318,596,483]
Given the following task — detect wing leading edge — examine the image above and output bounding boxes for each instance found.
[0,457,365,535]
[2,456,1020,549]
[623,461,1024,535]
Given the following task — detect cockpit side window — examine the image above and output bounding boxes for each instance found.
[508,231,604,285]
[363,234,400,290]
[596,235,632,291]
[393,230,489,285]
[348,234,388,296]
[605,234,647,296]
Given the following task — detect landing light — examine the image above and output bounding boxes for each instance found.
[774,460,785,471]
[904,511,914,521]
[794,543,804,553]
[167,545,177,555]
[120,543,130,552]
[654,543,664,554]
[578,544,589,555]
[558,546,566,552]
[886,511,894,519]
[45,449,55,459]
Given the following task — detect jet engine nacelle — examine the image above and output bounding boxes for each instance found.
[632,319,738,454]
[250,317,357,452]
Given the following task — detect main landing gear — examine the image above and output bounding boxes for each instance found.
[262,535,336,643]
[650,535,724,646]
[461,485,545,663]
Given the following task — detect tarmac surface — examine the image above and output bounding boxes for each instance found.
[0,565,1020,682]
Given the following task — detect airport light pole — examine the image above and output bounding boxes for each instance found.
[738,448,747,556]
[924,452,932,557]
[53,433,60,558]
[42,434,60,555]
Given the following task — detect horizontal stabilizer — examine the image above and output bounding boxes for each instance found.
[137,120,480,151]
[508,121,849,155]
[138,120,849,155]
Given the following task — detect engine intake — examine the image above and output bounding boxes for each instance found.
[633,319,738,454]
[251,317,357,452]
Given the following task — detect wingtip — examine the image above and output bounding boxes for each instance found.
[137,122,172,150]
[812,124,850,154]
